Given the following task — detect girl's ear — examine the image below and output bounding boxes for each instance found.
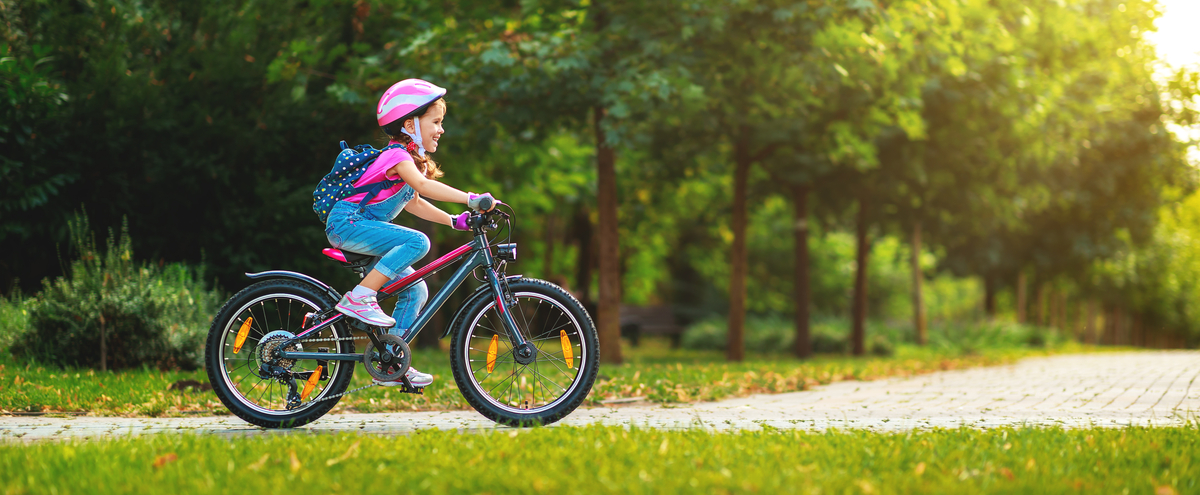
[404,118,416,134]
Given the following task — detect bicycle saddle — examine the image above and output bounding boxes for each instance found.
[321,248,374,263]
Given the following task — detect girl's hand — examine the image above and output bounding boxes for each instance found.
[467,193,498,212]
[452,212,472,231]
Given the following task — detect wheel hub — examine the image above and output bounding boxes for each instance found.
[257,330,303,371]
[513,342,536,365]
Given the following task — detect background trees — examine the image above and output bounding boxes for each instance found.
[2,0,1197,358]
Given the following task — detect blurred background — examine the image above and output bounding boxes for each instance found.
[3,0,1199,367]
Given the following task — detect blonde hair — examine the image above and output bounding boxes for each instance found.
[384,99,445,180]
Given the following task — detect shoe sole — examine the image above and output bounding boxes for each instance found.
[335,304,396,327]
[374,379,433,387]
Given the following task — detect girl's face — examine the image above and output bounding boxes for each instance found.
[406,102,446,153]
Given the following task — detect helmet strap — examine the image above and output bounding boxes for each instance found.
[401,118,426,157]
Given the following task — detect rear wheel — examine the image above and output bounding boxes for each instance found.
[449,278,599,426]
[205,279,355,428]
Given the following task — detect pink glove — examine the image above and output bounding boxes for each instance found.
[452,212,471,231]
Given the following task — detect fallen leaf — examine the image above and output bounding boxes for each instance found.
[914,462,926,475]
[1155,486,1177,495]
[153,453,178,468]
[289,450,301,472]
[248,454,270,471]
[326,440,361,466]
[1000,468,1014,480]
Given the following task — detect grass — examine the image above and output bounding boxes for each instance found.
[0,425,1196,493]
[0,338,1089,417]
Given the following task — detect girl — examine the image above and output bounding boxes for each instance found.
[325,78,497,387]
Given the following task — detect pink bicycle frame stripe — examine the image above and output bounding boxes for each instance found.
[381,244,474,294]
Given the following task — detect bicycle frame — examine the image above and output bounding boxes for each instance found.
[277,228,523,363]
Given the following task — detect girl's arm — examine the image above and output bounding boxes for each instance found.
[404,197,454,227]
[389,160,470,204]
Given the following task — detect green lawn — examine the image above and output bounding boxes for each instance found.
[0,339,1089,416]
[1,425,1195,494]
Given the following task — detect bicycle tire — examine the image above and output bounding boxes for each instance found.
[449,278,599,426]
[205,279,355,428]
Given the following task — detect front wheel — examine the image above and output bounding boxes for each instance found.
[449,278,599,426]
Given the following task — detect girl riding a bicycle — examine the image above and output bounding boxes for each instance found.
[205,79,597,429]
[326,79,497,387]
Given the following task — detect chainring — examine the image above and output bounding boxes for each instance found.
[362,334,411,382]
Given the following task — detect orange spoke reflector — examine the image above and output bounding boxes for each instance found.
[486,335,499,374]
[560,330,574,369]
[301,365,322,401]
[233,317,253,354]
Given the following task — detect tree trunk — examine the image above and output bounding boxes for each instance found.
[1048,290,1059,330]
[1133,312,1143,347]
[793,183,812,359]
[1016,272,1027,324]
[851,196,869,356]
[594,107,623,364]
[1107,305,1119,345]
[726,126,751,362]
[911,222,927,345]
[1084,300,1095,344]
[983,275,996,319]
[572,205,593,305]
[543,213,556,281]
[1036,284,1047,327]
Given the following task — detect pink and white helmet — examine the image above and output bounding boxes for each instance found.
[376,79,446,128]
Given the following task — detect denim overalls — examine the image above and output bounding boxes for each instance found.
[324,184,429,338]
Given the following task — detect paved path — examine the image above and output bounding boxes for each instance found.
[2,351,1198,441]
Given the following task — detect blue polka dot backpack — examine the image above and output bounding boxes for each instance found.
[312,141,405,223]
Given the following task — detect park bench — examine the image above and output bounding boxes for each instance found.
[619,305,685,347]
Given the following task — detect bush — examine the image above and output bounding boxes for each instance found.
[7,215,221,370]
[682,315,856,355]
[680,314,1068,356]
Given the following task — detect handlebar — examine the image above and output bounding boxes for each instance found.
[469,207,509,231]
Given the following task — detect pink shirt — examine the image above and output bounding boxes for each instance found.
[344,144,414,204]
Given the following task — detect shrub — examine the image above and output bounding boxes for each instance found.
[0,290,30,352]
[680,314,1067,356]
[8,215,221,370]
[682,315,856,355]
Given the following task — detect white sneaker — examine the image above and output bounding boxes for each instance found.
[374,366,434,388]
[335,292,396,327]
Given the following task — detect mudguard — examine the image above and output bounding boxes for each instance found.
[245,270,342,303]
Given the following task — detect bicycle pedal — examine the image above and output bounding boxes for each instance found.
[399,384,424,395]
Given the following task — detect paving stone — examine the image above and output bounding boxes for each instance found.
[1,351,1197,441]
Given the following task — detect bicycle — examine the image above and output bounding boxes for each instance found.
[204,201,599,428]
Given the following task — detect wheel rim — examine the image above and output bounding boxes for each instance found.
[462,291,587,414]
[218,293,349,415]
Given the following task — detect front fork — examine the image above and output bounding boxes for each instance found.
[485,266,535,364]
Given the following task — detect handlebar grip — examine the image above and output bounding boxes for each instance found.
[475,195,494,212]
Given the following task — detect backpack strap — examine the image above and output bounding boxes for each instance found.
[353,143,407,212]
